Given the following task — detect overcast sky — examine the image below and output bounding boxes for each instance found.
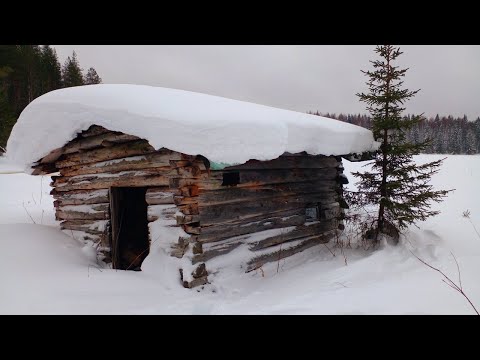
[52,45,480,120]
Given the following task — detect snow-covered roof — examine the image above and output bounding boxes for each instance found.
[6,84,378,172]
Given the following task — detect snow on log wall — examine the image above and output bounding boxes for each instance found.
[184,154,345,273]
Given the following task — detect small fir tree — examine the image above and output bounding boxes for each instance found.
[84,67,102,85]
[40,45,62,93]
[62,51,84,87]
[350,45,451,239]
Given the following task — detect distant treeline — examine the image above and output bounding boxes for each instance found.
[309,112,480,155]
[0,45,102,149]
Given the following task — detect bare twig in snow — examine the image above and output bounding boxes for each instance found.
[40,176,43,204]
[340,246,348,266]
[87,263,103,278]
[453,252,462,291]
[410,250,478,315]
[463,210,480,240]
[126,234,162,271]
[276,244,282,274]
[323,243,336,257]
[22,202,36,224]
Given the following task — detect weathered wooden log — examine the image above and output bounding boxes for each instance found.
[178,203,199,215]
[58,203,109,212]
[179,185,200,197]
[249,222,337,251]
[169,177,207,189]
[62,132,141,155]
[246,232,335,272]
[56,140,155,168]
[174,176,338,191]
[182,223,201,235]
[182,275,208,289]
[170,160,207,170]
[77,125,111,138]
[198,206,306,230]
[170,242,189,259]
[179,264,209,288]
[176,214,200,225]
[173,196,198,206]
[31,162,59,175]
[223,155,339,170]
[193,221,336,262]
[59,151,184,177]
[232,167,338,184]
[54,199,110,208]
[59,159,168,177]
[51,188,107,197]
[54,167,179,186]
[197,184,338,207]
[197,212,306,243]
[175,166,204,178]
[193,242,243,264]
[78,125,111,138]
[60,219,109,235]
[54,164,206,189]
[52,189,109,205]
[52,172,170,192]
[198,192,338,226]
[192,242,203,254]
[39,147,64,164]
[192,263,208,278]
[56,203,110,220]
[145,187,177,205]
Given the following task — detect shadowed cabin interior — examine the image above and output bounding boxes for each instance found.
[110,187,149,271]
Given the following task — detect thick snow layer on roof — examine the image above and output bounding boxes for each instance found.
[6,84,378,172]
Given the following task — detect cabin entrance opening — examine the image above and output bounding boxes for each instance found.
[109,187,149,271]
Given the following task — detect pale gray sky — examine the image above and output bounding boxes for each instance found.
[53,45,480,120]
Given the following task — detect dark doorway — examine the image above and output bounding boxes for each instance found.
[110,187,149,271]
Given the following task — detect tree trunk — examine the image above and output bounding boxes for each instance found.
[377,50,391,238]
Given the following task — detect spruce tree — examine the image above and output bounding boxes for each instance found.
[350,45,451,239]
[0,66,16,149]
[15,45,43,106]
[475,117,480,153]
[84,67,102,85]
[40,45,62,93]
[62,51,84,87]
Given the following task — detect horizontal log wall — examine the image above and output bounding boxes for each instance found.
[37,126,198,267]
[180,154,345,270]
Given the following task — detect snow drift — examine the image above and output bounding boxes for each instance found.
[6,84,378,172]
[1,155,479,314]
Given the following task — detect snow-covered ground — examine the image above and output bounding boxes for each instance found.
[0,154,479,314]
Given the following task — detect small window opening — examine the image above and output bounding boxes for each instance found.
[306,205,319,222]
[222,171,240,186]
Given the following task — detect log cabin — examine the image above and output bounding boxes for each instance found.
[6,84,378,288]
